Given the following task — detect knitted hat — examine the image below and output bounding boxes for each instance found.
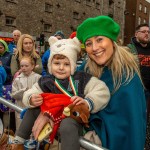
[48,36,81,75]
[54,31,65,39]
[69,32,85,49]
[77,15,120,44]
[0,39,9,52]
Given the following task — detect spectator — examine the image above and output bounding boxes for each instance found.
[0,65,7,121]
[12,57,41,130]
[8,30,21,54]
[11,36,110,150]
[0,39,16,133]
[127,23,150,149]
[10,34,42,76]
[42,31,65,76]
[77,15,146,150]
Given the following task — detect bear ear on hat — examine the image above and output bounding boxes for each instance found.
[72,37,81,53]
[72,37,81,51]
[48,36,58,46]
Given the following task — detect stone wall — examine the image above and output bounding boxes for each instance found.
[0,0,125,40]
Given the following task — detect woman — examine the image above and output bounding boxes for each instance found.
[0,39,16,132]
[76,15,146,150]
[10,34,42,76]
[0,39,12,85]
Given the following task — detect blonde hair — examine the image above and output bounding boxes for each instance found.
[20,57,35,66]
[15,34,40,61]
[85,42,142,93]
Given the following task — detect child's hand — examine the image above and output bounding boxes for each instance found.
[30,94,43,106]
[71,96,89,109]
[35,65,39,68]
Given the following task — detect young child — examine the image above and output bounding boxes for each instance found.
[12,36,110,150]
[11,57,41,130]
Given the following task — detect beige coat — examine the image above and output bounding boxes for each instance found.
[12,71,41,129]
[23,76,110,113]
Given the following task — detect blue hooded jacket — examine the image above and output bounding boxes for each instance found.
[42,49,50,76]
[8,41,16,54]
[0,66,7,96]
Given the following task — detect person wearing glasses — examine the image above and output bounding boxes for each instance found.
[128,23,150,149]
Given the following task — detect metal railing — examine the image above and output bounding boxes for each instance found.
[0,97,108,150]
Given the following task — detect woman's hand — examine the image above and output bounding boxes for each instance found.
[32,112,54,140]
[71,96,89,109]
[30,94,43,107]
[35,64,39,68]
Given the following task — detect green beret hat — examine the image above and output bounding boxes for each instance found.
[77,15,120,44]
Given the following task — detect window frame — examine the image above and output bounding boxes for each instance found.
[5,16,16,27]
[5,0,18,4]
[44,24,52,33]
[45,3,53,13]
[86,0,92,7]
[139,3,142,11]
[73,11,79,20]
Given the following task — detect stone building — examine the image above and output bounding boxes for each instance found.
[0,0,125,45]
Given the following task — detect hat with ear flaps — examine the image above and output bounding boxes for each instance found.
[48,36,81,75]
[0,39,9,51]
[77,15,120,44]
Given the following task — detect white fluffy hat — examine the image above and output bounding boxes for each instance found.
[48,36,81,75]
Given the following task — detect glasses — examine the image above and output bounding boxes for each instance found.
[138,30,150,34]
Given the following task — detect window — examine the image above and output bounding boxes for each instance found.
[96,2,100,10]
[45,3,53,13]
[108,14,113,18]
[138,17,141,25]
[144,6,147,14]
[5,0,18,3]
[109,0,114,6]
[73,11,79,20]
[86,0,92,6]
[139,4,142,11]
[44,24,52,32]
[143,19,146,23]
[75,0,81,2]
[5,16,16,26]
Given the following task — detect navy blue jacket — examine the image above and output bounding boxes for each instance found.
[0,51,12,84]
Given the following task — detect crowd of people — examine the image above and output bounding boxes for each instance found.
[0,15,149,150]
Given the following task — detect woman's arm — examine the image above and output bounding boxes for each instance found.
[34,57,42,75]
